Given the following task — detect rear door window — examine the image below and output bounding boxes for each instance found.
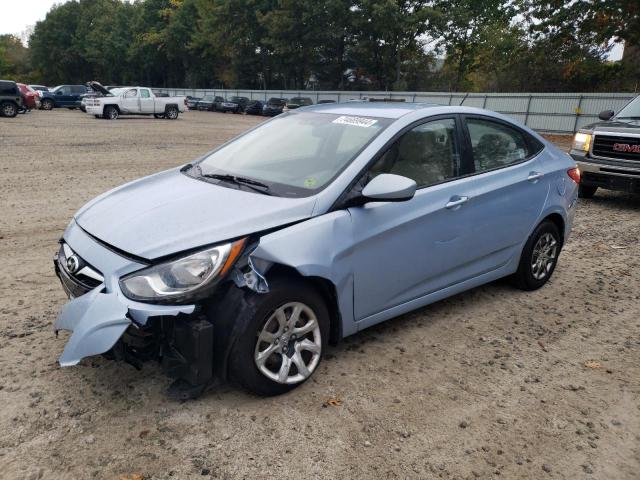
[465,117,542,172]
[140,89,151,98]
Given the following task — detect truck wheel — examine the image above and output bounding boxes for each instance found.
[1,102,18,118]
[94,115,101,119]
[154,114,165,119]
[228,278,329,396]
[103,106,119,120]
[165,106,179,119]
[578,185,597,199]
[41,99,54,110]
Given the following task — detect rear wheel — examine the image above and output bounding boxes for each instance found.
[103,105,118,120]
[165,106,179,119]
[1,102,18,118]
[578,184,597,199]
[512,220,561,291]
[228,278,329,396]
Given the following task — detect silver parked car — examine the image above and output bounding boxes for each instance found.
[53,103,579,397]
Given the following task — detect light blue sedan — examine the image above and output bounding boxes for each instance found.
[53,102,579,397]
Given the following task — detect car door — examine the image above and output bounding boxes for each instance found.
[348,116,482,323]
[121,88,140,113]
[54,86,72,106]
[459,115,548,269]
[139,88,155,113]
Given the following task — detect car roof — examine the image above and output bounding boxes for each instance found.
[303,101,440,119]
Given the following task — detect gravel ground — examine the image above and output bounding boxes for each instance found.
[0,109,638,480]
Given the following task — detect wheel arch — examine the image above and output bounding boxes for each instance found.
[540,212,566,246]
[266,264,342,345]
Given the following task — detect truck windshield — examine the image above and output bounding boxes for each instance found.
[615,96,640,119]
[194,111,391,197]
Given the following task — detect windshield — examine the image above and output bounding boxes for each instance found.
[194,112,391,197]
[109,88,125,96]
[615,96,640,119]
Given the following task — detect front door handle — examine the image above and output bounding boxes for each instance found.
[445,195,469,209]
[527,171,544,182]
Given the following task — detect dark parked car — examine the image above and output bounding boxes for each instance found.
[0,80,24,117]
[285,97,314,110]
[317,99,336,104]
[262,97,288,116]
[212,96,226,111]
[218,96,249,113]
[197,96,217,111]
[186,97,201,109]
[244,100,264,115]
[46,84,89,109]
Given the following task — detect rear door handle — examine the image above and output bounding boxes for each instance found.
[445,195,469,209]
[527,171,544,182]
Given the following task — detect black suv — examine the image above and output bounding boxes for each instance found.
[0,80,23,118]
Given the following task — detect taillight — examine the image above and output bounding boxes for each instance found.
[567,167,581,184]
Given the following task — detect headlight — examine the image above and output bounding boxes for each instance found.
[119,239,246,302]
[572,132,592,152]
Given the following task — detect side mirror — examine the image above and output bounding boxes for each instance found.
[361,173,417,203]
[598,110,614,121]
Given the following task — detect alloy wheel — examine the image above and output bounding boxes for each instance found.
[254,302,322,384]
[531,232,558,280]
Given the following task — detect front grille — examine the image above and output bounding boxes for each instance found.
[54,243,104,298]
[592,135,640,161]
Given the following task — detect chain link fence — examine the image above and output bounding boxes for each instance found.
[153,88,637,134]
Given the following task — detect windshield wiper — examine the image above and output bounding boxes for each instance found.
[614,116,640,120]
[202,173,273,195]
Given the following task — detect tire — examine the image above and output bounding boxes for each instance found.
[578,184,597,199]
[228,278,330,396]
[165,106,179,119]
[1,102,18,118]
[154,114,165,119]
[103,106,118,120]
[512,220,561,291]
[94,115,101,119]
[41,99,54,110]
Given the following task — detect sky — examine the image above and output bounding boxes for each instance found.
[1,0,626,61]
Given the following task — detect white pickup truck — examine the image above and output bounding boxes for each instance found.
[84,82,186,120]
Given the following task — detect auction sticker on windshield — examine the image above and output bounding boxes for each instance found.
[332,116,378,128]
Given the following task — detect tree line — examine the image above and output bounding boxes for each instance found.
[0,0,638,92]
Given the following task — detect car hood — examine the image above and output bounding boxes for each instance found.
[87,81,112,96]
[74,168,318,260]
[584,119,640,132]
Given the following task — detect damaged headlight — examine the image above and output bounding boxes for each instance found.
[119,239,246,302]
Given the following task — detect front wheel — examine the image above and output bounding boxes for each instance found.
[512,220,561,291]
[578,184,597,199]
[165,106,179,119]
[228,279,329,396]
[103,106,118,120]
[41,99,54,110]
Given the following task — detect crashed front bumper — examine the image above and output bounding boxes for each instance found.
[53,220,195,367]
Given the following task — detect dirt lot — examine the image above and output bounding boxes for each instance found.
[1,109,638,480]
